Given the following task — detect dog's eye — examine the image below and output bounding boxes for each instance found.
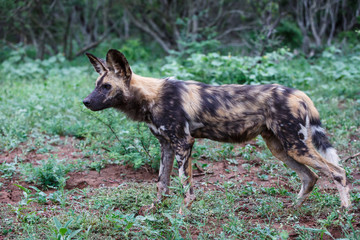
[103,84,111,90]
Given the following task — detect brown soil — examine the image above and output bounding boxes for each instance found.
[65,164,156,190]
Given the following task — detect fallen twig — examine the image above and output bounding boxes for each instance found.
[193,171,214,177]
[344,152,360,162]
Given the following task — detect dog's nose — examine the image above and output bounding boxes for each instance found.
[83,99,91,106]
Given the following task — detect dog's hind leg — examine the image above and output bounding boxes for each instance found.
[261,131,318,206]
[311,125,351,208]
[275,117,351,208]
[286,144,351,208]
[172,134,196,214]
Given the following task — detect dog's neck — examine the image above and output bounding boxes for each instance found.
[114,73,165,122]
[130,73,165,102]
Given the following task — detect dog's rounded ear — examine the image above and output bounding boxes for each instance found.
[106,49,132,85]
[86,53,107,75]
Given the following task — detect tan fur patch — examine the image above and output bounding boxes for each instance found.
[287,146,342,174]
[181,83,203,118]
[287,94,304,119]
[290,90,320,121]
[130,73,165,102]
[98,72,165,104]
[257,88,275,103]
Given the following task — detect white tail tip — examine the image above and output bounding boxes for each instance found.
[319,147,340,165]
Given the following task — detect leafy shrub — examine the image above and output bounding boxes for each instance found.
[86,110,161,169]
[0,48,68,81]
[161,48,295,85]
[24,157,70,190]
[312,46,360,98]
[118,123,161,169]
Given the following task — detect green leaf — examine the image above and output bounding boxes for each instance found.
[126,222,134,230]
[14,184,31,194]
[59,227,68,236]
[29,186,41,192]
[53,217,62,230]
[68,229,82,238]
[64,219,73,228]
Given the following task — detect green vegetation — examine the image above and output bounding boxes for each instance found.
[0,38,359,239]
[2,1,359,58]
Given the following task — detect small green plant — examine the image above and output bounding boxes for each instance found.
[240,144,257,160]
[25,156,70,190]
[106,212,137,238]
[257,173,269,181]
[10,184,41,223]
[52,217,82,240]
[295,225,334,240]
[28,186,48,204]
[0,161,17,179]
[256,197,284,223]
[251,224,284,240]
[89,160,106,173]
[162,212,189,239]
[48,189,69,207]
[340,213,360,240]
[261,186,290,196]
[85,111,161,169]
[239,182,258,196]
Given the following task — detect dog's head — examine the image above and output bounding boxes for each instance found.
[83,49,132,111]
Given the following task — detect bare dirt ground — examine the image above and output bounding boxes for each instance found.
[1,139,359,239]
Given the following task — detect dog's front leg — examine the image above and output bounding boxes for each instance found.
[139,131,175,215]
[155,137,175,204]
[173,135,195,214]
[139,137,174,215]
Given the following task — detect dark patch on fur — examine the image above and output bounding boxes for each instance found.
[299,133,304,140]
[334,176,342,183]
[113,88,152,122]
[312,127,333,152]
[96,72,107,87]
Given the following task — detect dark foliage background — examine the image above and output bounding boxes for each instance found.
[1,0,359,60]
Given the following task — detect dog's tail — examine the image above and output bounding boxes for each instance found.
[311,124,340,165]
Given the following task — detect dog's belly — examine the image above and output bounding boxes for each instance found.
[190,120,266,143]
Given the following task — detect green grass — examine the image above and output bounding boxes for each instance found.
[0,46,359,239]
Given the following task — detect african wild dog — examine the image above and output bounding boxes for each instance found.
[83,49,351,213]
